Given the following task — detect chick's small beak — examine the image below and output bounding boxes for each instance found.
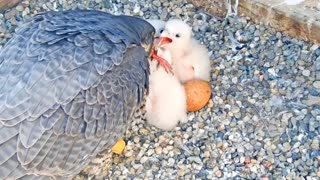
[158,36,172,46]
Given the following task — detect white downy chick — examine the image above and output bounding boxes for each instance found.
[159,19,211,83]
[145,19,188,131]
[145,50,188,130]
[146,19,166,38]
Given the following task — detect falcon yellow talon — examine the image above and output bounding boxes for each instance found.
[112,139,126,154]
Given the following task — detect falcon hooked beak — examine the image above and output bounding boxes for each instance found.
[149,36,173,73]
[142,38,173,74]
[147,36,173,74]
[150,48,172,74]
[142,28,173,74]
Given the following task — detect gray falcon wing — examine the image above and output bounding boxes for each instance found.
[0,10,150,178]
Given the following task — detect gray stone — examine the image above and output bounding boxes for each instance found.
[313,81,320,89]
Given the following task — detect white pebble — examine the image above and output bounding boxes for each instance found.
[302,69,310,77]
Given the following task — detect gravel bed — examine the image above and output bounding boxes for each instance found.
[0,0,319,179]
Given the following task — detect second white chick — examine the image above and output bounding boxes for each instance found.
[146,19,165,38]
[145,19,188,131]
[160,19,211,83]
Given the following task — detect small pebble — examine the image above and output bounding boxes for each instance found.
[302,69,310,77]
[155,147,163,155]
[313,81,320,89]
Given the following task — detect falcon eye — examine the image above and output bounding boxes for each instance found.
[175,34,180,38]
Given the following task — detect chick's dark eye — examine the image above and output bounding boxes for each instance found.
[159,29,164,33]
[175,34,180,38]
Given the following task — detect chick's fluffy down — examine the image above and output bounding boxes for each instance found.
[146,50,187,130]
[172,39,211,83]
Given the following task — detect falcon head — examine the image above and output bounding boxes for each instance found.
[118,15,155,55]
